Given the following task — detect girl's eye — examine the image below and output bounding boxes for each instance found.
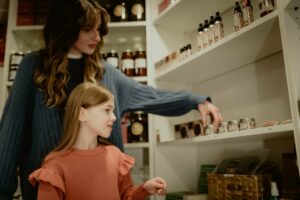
[105,109,110,113]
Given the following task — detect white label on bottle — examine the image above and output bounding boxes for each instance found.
[135,58,146,69]
[107,57,118,68]
[122,59,134,71]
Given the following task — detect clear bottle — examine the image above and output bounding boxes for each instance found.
[208,15,215,45]
[214,12,224,42]
[258,0,275,17]
[186,44,192,58]
[203,19,209,48]
[242,0,254,26]
[234,1,243,31]
[197,23,204,51]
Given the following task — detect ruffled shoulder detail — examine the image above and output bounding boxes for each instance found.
[28,168,65,193]
[119,153,135,176]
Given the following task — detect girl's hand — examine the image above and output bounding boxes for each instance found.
[143,177,167,195]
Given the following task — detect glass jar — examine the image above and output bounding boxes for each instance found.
[228,120,239,132]
[121,49,134,76]
[10,51,24,66]
[8,66,18,81]
[130,0,145,21]
[134,49,147,76]
[113,0,128,22]
[258,0,275,17]
[239,118,256,130]
[128,111,148,142]
[106,50,119,69]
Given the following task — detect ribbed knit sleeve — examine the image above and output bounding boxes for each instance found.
[0,53,36,200]
[103,63,210,116]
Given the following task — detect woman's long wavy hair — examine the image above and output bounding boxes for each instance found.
[34,0,109,107]
[44,82,113,162]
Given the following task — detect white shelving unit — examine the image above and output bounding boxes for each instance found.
[148,0,300,197]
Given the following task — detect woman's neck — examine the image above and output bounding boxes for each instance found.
[67,52,83,59]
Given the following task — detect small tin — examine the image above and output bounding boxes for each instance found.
[218,122,228,134]
[204,124,214,135]
[227,120,239,132]
[239,118,255,130]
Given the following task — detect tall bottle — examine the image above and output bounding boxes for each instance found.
[214,11,224,42]
[197,23,204,51]
[203,19,209,48]
[242,0,254,26]
[208,16,215,45]
[234,1,243,31]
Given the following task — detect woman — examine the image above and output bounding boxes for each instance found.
[0,0,222,199]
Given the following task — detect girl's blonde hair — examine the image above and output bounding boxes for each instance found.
[45,82,113,162]
[34,0,109,107]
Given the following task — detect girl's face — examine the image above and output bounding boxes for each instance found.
[69,13,101,55]
[82,98,116,138]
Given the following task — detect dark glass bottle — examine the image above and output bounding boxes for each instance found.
[242,0,254,26]
[234,1,243,31]
[214,11,224,41]
[128,111,148,142]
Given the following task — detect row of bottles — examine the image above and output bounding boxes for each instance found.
[103,49,147,77]
[100,0,145,22]
[197,12,224,51]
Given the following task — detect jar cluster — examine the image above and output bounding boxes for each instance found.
[8,51,25,82]
[174,117,256,139]
[103,49,147,77]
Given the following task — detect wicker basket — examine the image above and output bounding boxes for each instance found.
[207,174,270,200]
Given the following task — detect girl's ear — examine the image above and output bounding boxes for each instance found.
[79,107,88,122]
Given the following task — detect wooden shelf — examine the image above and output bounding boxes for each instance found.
[124,143,150,148]
[155,11,282,84]
[157,123,293,146]
[153,0,233,33]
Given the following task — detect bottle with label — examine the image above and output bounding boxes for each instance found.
[121,49,134,76]
[208,16,215,45]
[134,49,147,76]
[242,0,254,26]
[214,11,224,42]
[234,1,243,31]
[128,111,148,142]
[186,44,192,58]
[197,23,204,50]
[129,0,145,21]
[106,50,119,69]
[112,0,128,22]
[203,19,209,48]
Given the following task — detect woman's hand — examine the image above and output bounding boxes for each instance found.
[143,177,167,195]
[198,100,223,132]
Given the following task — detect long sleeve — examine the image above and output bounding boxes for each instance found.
[103,63,210,116]
[0,53,36,199]
[119,173,149,200]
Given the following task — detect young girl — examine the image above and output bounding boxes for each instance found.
[29,82,167,200]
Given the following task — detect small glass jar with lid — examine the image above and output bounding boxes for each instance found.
[128,111,148,142]
[8,66,18,81]
[10,51,24,66]
[134,49,147,76]
[121,49,134,76]
[106,50,119,69]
